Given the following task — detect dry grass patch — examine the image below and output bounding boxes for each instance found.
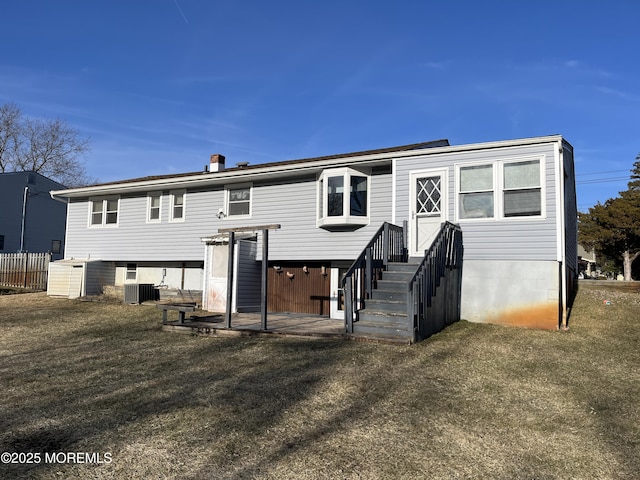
[0,288,638,479]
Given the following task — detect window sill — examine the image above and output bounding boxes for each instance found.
[318,216,369,231]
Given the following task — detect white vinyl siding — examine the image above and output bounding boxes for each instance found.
[395,142,559,261]
[64,169,393,263]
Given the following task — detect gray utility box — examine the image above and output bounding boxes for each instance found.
[124,283,156,304]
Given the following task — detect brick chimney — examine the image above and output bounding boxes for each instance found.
[209,154,225,172]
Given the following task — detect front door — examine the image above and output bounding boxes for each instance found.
[410,170,447,256]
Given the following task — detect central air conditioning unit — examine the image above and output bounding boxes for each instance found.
[124,283,156,304]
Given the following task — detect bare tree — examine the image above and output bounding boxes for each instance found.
[0,103,21,173]
[0,103,94,187]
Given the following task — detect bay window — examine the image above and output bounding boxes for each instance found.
[318,168,369,229]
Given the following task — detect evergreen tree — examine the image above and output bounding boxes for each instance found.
[578,158,640,281]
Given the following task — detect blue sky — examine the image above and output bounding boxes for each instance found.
[1,1,638,211]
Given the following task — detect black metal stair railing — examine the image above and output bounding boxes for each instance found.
[341,222,406,333]
[407,221,463,342]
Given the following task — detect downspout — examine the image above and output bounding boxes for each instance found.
[558,142,568,330]
[20,186,28,252]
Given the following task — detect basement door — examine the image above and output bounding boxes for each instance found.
[409,169,447,256]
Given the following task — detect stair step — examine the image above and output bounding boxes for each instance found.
[370,289,407,302]
[376,280,407,292]
[358,309,407,324]
[386,262,418,273]
[353,312,412,339]
[380,271,413,282]
[364,298,407,313]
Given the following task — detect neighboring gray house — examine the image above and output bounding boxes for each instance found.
[0,171,66,259]
[49,135,577,330]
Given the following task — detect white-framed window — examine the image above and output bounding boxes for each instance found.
[170,190,185,222]
[226,184,252,217]
[147,193,162,223]
[89,197,119,227]
[459,164,494,219]
[317,167,370,229]
[125,263,137,282]
[456,156,544,221]
[503,159,542,217]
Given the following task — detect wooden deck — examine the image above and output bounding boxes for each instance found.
[162,311,346,339]
[160,310,410,344]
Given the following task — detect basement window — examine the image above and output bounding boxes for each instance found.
[125,263,137,282]
[318,168,370,229]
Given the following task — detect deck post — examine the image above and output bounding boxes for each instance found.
[365,247,372,299]
[382,222,390,269]
[261,229,268,330]
[402,220,408,261]
[225,231,235,329]
[345,276,353,333]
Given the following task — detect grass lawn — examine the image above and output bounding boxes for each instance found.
[0,285,638,479]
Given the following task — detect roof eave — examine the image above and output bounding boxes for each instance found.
[51,135,565,199]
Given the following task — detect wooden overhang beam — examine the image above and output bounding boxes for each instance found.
[217,224,281,330]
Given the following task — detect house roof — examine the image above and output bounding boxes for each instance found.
[51,139,450,198]
[50,135,568,199]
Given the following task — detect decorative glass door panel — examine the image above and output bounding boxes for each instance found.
[410,171,446,255]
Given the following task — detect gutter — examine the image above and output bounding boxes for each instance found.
[49,191,70,203]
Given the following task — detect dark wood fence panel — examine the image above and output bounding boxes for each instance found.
[0,252,51,290]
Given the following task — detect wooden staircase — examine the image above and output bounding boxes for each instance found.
[352,262,415,342]
[343,222,463,344]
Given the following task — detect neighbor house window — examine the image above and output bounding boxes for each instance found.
[0,234,4,251]
[147,193,162,222]
[90,197,119,226]
[459,164,494,219]
[503,160,542,217]
[226,184,252,217]
[170,190,185,221]
[51,240,62,254]
[318,168,370,229]
[457,157,544,220]
[126,263,137,282]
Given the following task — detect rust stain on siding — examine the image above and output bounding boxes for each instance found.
[487,302,559,330]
